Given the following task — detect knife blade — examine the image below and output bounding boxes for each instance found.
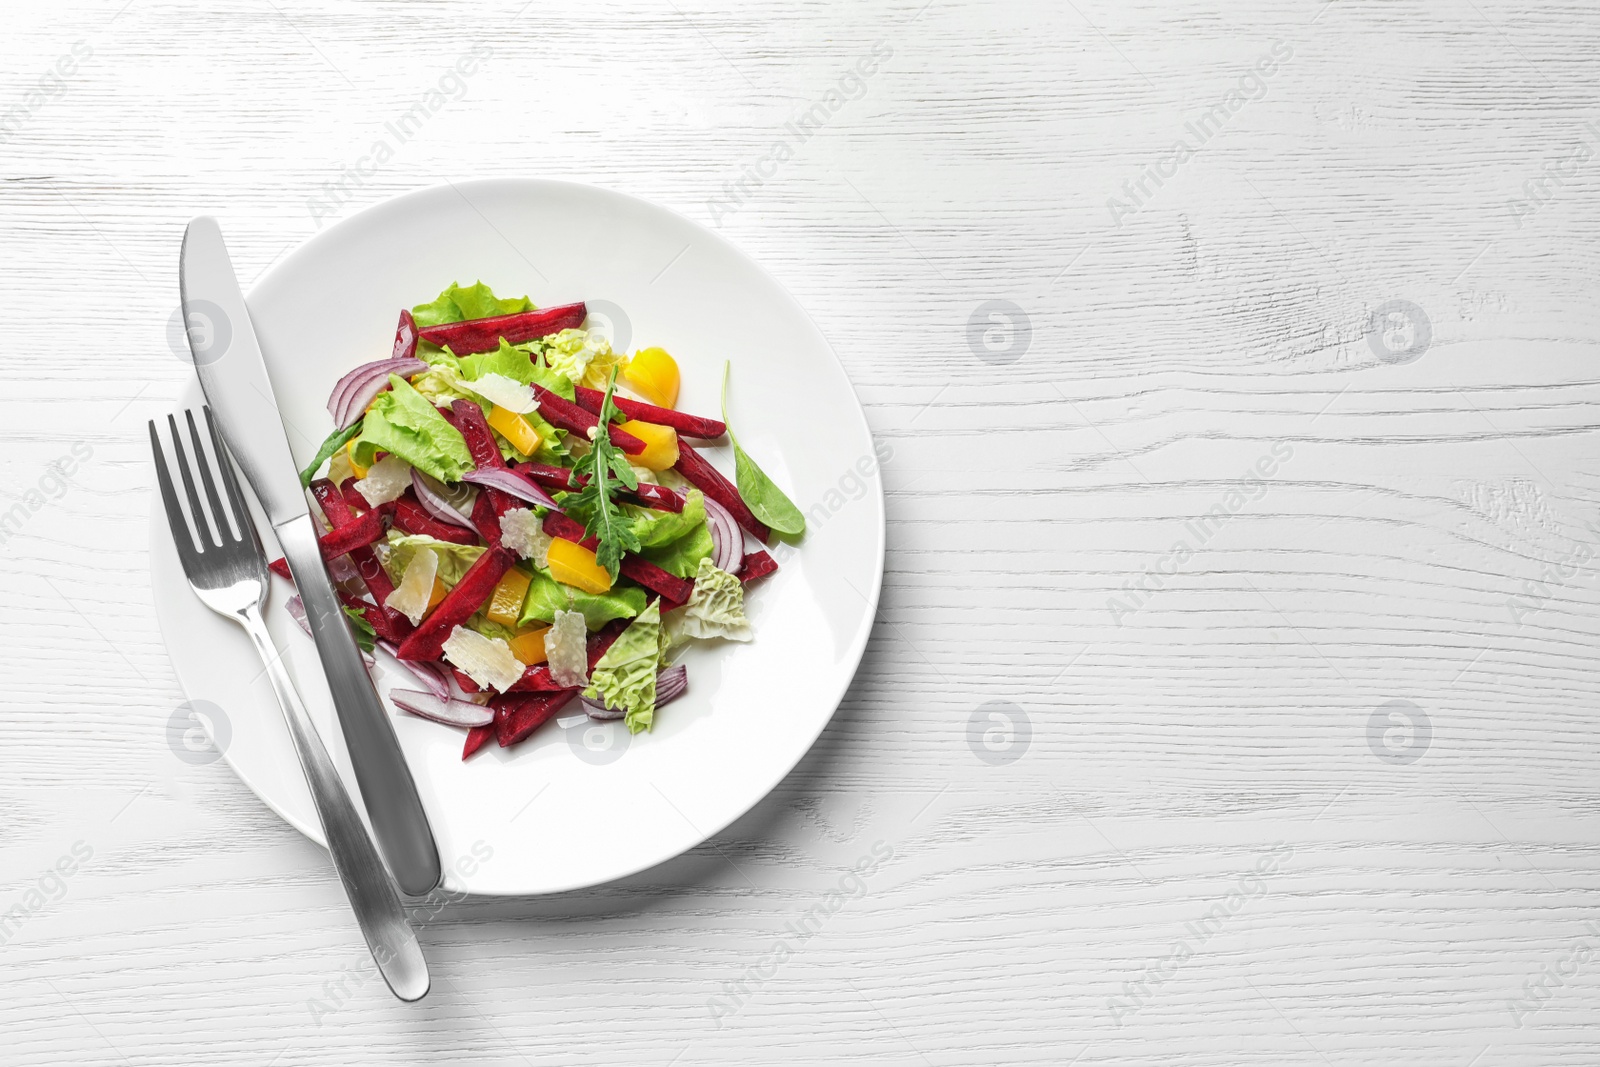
[181,216,442,896]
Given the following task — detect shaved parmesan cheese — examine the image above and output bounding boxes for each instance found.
[499,507,553,565]
[545,609,589,688]
[464,372,537,414]
[354,454,412,506]
[384,546,439,625]
[441,626,524,693]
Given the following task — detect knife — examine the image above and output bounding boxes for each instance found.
[181,216,442,897]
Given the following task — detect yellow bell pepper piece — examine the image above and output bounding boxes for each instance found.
[622,347,679,409]
[617,419,678,471]
[486,568,532,628]
[507,626,550,665]
[345,439,370,479]
[487,404,542,457]
[547,538,612,594]
[427,577,448,610]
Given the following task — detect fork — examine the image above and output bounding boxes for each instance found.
[150,407,429,1002]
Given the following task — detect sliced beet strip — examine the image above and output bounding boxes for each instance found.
[310,479,409,635]
[469,489,504,546]
[446,400,522,541]
[516,462,681,512]
[674,441,769,542]
[628,482,683,512]
[619,557,693,604]
[462,723,495,759]
[269,557,292,581]
[319,509,384,560]
[518,462,578,492]
[339,481,372,515]
[493,689,578,748]
[393,493,481,544]
[573,386,726,439]
[531,385,646,454]
[445,400,506,470]
[451,669,481,694]
[395,546,514,661]
[392,308,418,361]
[339,591,406,644]
[418,302,587,355]
[741,547,779,584]
[507,667,571,693]
[311,478,356,527]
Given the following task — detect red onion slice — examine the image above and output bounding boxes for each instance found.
[411,469,477,528]
[328,357,429,430]
[702,495,744,575]
[389,688,493,728]
[286,594,310,636]
[656,664,688,705]
[461,468,563,512]
[579,665,688,720]
[377,640,451,700]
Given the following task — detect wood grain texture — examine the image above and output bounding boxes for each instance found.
[4,0,1600,1063]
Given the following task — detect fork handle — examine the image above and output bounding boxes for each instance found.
[238,602,429,1002]
[275,513,442,896]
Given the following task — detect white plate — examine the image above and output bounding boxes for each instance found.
[150,180,884,895]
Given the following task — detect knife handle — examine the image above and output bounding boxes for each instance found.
[237,602,429,1001]
[275,513,442,896]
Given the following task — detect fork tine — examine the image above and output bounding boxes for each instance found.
[149,419,202,563]
[203,406,257,549]
[167,412,217,549]
[185,408,233,543]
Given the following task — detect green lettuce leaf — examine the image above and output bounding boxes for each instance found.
[459,339,576,401]
[380,531,485,587]
[412,281,533,328]
[538,328,622,390]
[465,612,523,643]
[406,351,475,407]
[584,600,661,733]
[627,489,706,548]
[625,490,713,578]
[639,523,714,579]
[352,375,474,482]
[517,566,647,630]
[299,422,363,487]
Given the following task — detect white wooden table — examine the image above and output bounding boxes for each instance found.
[4,0,1600,1063]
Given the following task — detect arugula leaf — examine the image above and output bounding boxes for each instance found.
[721,363,806,536]
[341,605,377,652]
[563,369,642,579]
[298,422,363,487]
